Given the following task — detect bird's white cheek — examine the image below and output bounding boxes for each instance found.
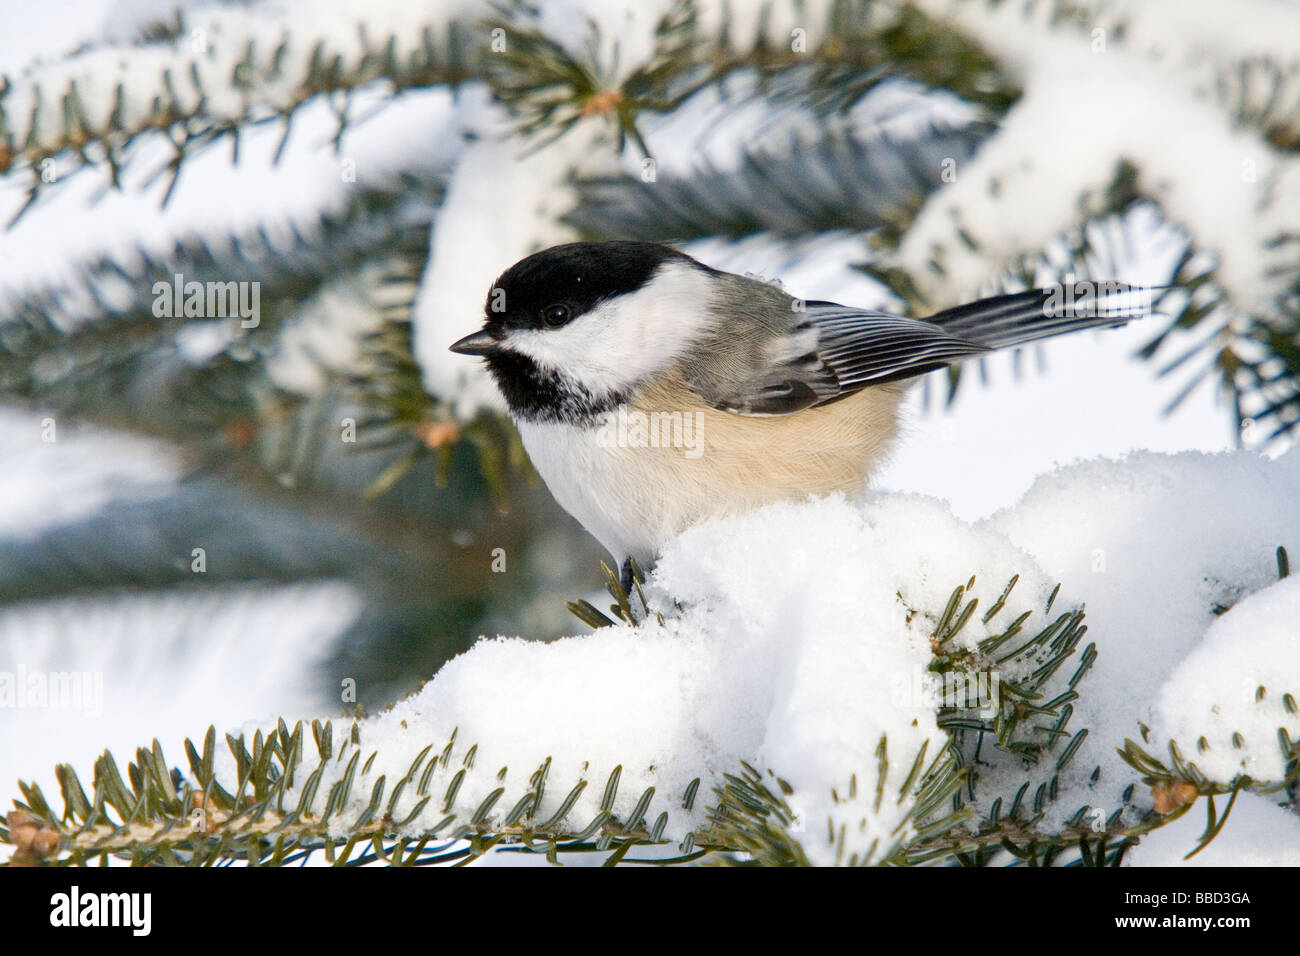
[505,329,627,398]
[506,262,717,397]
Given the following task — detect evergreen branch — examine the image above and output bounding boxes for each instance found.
[1111,542,1300,859]
[2,719,716,867]
[1130,233,1300,448]
[482,0,701,155]
[695,0,1019,116]
[898,570,1158,865]
[5,563,1280,867]
[566,557,661,628]
[1216,56,1300,153]
[929,0,1300,151]
[0,168,525,508]
[0,0,1017,215]
[484,0,1017,158]
[0,174,437,420]
[566,118,992,240]
[1115,733,1300,861]
[0,7,483,219]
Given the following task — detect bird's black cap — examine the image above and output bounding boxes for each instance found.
[479,241,701,336]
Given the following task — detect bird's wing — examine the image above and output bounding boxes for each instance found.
[679,301,988,416]
[681,286,1137,417]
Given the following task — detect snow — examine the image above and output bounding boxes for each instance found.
[989,451,1300,742]
[1126,791,1300,867]
[0,0,1249,467]
[275,448,1300,864]
[266,262,401,395]
[1151,575,1300,786]
[0,84,462,321]
[986,450,1300,835]
[902,0,1300,311]
[681,232,882,305]
[0,406,181,541]
[279,493,969,864]
[0,0,183,76]
[0,0,487,154]
[629,71,981,183]
[1041,0,1300,66]
[511,0,841,74]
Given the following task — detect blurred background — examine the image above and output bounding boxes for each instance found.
[1,0,1295,809]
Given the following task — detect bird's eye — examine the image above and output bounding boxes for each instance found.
[542,304,571,327]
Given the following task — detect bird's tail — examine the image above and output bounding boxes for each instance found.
[924,282,1157,350]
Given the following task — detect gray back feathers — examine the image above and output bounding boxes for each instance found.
[674,275,1137,417]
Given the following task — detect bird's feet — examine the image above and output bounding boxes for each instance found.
[616,556,657,624]
[619,557,637,596]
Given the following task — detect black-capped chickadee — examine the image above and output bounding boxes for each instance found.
[451,241,1141,587]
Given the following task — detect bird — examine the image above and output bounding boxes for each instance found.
[450,240,1142,590]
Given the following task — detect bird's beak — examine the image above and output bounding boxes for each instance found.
[449,328,500,356]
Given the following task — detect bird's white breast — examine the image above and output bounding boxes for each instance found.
[516,416,675,568]
[515,375,910,569]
